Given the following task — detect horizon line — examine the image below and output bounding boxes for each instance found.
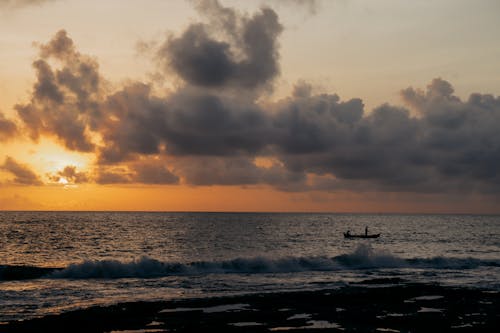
[1,209,499,216]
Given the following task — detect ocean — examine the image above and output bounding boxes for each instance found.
[1,212,499,323]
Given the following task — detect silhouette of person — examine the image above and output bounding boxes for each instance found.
[365,226,368,236]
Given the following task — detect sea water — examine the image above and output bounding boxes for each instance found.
[0,212,499,322]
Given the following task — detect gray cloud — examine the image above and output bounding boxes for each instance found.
[274,82,500,194]
[400,78,500,190]
[15,30,100,152]
[162,80,499,194]
[1,156,43,185]
[171,155,305,189]
[158,0,282,89]
[95,169,131,185]
[49,165,88,184]
[273,91,364,155]
[162,89,273,156]
[95,84,273,164]
[96,83,167,164]
[271,0,320,15]
[132,161,179,184]
[11,6,500,196]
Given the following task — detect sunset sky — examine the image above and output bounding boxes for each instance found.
[1,0,500,212]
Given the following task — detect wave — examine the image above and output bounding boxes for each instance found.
[2,245,499,281]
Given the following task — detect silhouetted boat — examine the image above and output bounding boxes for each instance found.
[343,232,380,239]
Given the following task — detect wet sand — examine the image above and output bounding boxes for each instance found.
[2,280,499,332]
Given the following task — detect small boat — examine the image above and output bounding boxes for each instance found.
[343,232,380,239]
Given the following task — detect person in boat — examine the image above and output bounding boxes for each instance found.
[365,226,368,236]
[346,230,351,236]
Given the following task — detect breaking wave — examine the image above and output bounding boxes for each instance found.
[2,245,499,281]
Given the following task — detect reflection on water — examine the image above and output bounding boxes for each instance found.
[0,212,499,321]
[2,212,499,267]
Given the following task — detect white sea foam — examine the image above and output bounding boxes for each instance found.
[2,244,498,281]
[43,244,500,280]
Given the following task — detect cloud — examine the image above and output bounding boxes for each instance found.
[10,4,500,197]
[272,90,365,155]
[48,165,88,184]
[0,112,18,141]
[95,168,132,185]
[274,81,500,194]
[131,161,179,184]
[15,29,100,152]
[160,89,273,156]
[1,156,43,185]
[170,156,304,188]
[94,159,178,185]
[399,78,500,190]
[129,77,499,194]
[271,0,320,15]
[158,0,282,89]
[96,83,167,164]
[94,75,274,165]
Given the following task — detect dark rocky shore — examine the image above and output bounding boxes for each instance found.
[2,280,499,332]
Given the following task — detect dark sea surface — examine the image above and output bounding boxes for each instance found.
[1,212,499,322]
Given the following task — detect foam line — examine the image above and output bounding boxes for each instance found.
[2,245,499,281]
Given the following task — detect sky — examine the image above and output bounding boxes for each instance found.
[1,0,500,213]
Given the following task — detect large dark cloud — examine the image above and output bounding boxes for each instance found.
[90,75,500,193]
[158,0,282,89]
[273,80,500,194]
[400,78,500,190]
[273,90,365,155]
[96,83,167,164]
[1,157,42,185]
[96,84,272,163]
[162,89,273,156]
[11,2,500,196]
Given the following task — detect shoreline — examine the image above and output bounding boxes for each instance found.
[2,281,499,332]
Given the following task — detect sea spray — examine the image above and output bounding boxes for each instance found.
[335,243,406,268]
[44,244,500,280]
[2,244,498,281]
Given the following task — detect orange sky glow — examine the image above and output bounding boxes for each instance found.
[1,0,500,213]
